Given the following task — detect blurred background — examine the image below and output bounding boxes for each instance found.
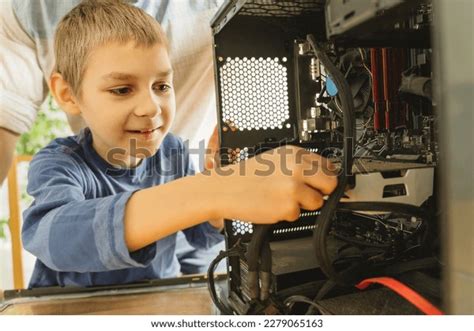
[0,94,72,289]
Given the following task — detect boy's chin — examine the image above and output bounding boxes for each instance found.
[126,137,164,160]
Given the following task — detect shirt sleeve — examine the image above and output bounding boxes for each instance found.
[22,151,157,273]
[0,1,46,134]
[177,137,225,250]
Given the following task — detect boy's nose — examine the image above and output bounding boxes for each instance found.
[134,91,161,117]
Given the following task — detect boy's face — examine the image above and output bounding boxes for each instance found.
[77,41,175,168]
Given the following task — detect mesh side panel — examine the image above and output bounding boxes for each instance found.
[232,220,254,235]
[273,224,316,234]
[240,0,324,17]
[226,147,250,164]
[305,147,319,153]
[227,147,252,235]
[300,210,320,217]
[231,212,320,236]
[219,57,290,131]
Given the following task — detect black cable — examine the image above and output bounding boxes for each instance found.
[333,233,392,248]
[307,34,356,285]
[259,238,272,273]
[245,224,272,300]
[323,201,429,284]
[306,37,431,286]
[313,279,337,302]
[246,225,271,271]
[207,244,245,315]
[259,237,272,301]
[283,295,331,315]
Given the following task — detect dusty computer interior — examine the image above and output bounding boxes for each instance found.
[204,0,457,315]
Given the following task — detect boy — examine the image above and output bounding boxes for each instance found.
[22,0,337,288]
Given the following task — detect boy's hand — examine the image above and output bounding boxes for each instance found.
[207,145,338,224]
[205,126,224,230]
[205,126,219,170]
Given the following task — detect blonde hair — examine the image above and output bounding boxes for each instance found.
[53,0,168,96]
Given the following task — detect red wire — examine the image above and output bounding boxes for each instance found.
[382,48,391,130]
[370,48,381,131]
[356,277,444,315]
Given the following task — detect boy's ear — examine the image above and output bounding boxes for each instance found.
[49,72,81,115]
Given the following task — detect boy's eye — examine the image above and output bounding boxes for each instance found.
[154,83,172,93]
[109,87,132,96]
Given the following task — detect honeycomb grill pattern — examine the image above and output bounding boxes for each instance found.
[232,220,254,235]
[231,211,320,236]
[226,147,250,164]
[240,0,324,17]
[273,225,315,234]
[219,57,289,131]
[300,210,320,217]
[305,147,319,153]
[232,222,317,236]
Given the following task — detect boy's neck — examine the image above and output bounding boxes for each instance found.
[90,135,144,169]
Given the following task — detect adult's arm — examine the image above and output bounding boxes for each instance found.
[0,127,20,184]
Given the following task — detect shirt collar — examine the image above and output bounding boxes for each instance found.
[79,127,148,179]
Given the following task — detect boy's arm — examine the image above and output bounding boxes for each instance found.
[124,173,221,252]
[203,127,224,232]
[24,145,336,272]
[124,145,338,252]
[180,129,224,248]
[22,154,153,273]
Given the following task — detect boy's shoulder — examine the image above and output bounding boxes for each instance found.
[32,129,89,161]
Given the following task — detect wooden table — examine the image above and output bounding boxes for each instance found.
[0,275,225,315]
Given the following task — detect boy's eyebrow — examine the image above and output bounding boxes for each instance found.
[101,70,173,81]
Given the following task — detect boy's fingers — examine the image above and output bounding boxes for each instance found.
[205,156,215,170]
[270,146,338,196]
[300,149,337,171]
[300,154,338,196]
[207,126,219,154]
[297,184,324,211]
[297,148,337,173]
[304,167,338,196]
[205,126,219,170]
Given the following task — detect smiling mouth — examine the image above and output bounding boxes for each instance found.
[126,126,161,134]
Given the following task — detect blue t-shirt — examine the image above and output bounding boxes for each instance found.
[22,128,223,288]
